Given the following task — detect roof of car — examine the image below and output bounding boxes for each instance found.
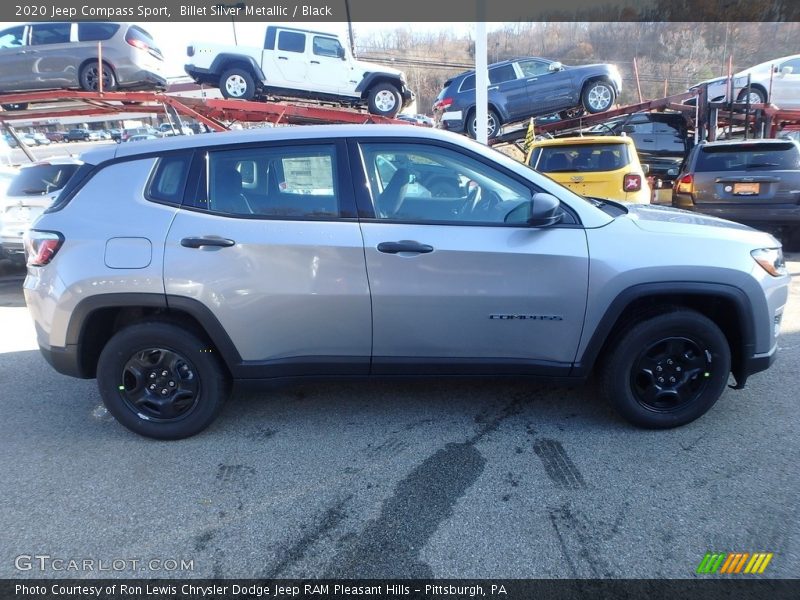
[81,124,472,163]
[699,138,799,147]
[19,156,83,168]
[531,135,635,147]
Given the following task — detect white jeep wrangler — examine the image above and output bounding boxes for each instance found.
[185,25,415,117]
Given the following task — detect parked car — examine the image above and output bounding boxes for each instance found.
[690,54,800,108]
[527,136,651,203]
[672,138,800,246]
[108,129,122,142]
[45,131,66,143]
[158,123,194,136]
[66,129,91,142]
[87,131,103,142]
[0,164,19,257]
[23,125,788,439]
[126,134,159,142]
[121,127,159,142]
[185,25,414,117]
[31,132,51,146]
[0,22,166,97]
[433,57,622,138]
[396,113,435,127]
[1,158,81,264]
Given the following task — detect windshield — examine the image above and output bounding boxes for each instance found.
[696,143,800,171]
[7,164,80,196]
[530,143,630,172]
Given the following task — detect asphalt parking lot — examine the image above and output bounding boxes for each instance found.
[0,255,798,579]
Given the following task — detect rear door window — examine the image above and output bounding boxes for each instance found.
[696,143,800,171]
[489,64,517,84]
[277,31,306,53]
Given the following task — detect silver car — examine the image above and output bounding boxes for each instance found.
[23,126,789,439]
[0,22,165,102]
[1,158,82,263]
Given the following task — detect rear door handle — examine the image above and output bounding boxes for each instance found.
[278,56,288,60]
[377,241,434,254]
[527,78,538,82]
[642,138,655,142]
[310,60,320,64]
[488,85,499,91]
[181,236,235,248]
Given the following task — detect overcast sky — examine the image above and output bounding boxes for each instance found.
[0,21,493,78]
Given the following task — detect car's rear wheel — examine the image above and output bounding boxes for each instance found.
[220,68,256,100]
[582,80,615,113]
[1,103,29,111]
[600,310,730,429]
[466,108,500,139]
[97,322,230,439]
[368,82,402,117]
[79,62,117,92]
[737,87,766,105]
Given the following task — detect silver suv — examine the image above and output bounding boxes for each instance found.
[23,126,790,439]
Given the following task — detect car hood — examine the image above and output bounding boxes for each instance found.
[623,203,779,245]
[353,59,404,79]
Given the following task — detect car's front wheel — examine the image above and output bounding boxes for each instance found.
[737,87,767,105]
[600,310,730,429]
[97,322,230,439]
[79,62,117,92]
[466,108,500,139]
[220,68,256,100]
[582,80,615,113]
[367,83,402,117]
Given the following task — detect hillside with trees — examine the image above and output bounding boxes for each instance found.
[355,22,800,114]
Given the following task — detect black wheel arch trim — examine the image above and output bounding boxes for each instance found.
[355,72,405,96]
[209,54,266,83]
[571,282,758,385]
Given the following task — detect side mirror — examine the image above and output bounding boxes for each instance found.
[548,61,563,72]
[337,46,346,60]
[528,192,563,226]
[641,164,650,175]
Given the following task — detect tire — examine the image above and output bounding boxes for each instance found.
[79,62,117,92]
[466,108,500,139]
[737,87,766,105]
[600,309,730,429]
[582,80,615,113]
[367,82,402,117]
[559,107,585,120]
[97,322,230,439]
[219,68,256,100]
[1,103,28,111]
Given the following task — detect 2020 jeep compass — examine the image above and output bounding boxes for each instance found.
[23,125,789,439]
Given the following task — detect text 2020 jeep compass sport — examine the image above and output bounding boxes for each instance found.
[23,126,789,439]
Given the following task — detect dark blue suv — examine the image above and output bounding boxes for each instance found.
[433,57,622,139]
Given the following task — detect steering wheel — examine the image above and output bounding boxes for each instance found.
[458,184,482,216]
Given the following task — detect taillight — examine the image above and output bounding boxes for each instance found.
[676,174,693,194]
[433,97,454,111]
[623,173,642,192]
[127,37,147,50]
[24,230,63,267]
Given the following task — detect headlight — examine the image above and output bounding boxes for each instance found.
[751,248,787,277]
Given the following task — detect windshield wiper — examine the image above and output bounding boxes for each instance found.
[21,188,46,195]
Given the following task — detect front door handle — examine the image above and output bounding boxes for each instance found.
[181,236,235,248]
[310,60,320,64]
[278,56,288,60]
[377,241,434,254]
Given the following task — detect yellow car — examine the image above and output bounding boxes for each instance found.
[526,135,651,203]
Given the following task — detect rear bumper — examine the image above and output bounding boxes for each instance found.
[117,68,167,90]
[435,109,467,133]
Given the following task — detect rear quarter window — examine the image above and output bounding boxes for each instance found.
[78,23,120,42]
[146,153,192,205]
